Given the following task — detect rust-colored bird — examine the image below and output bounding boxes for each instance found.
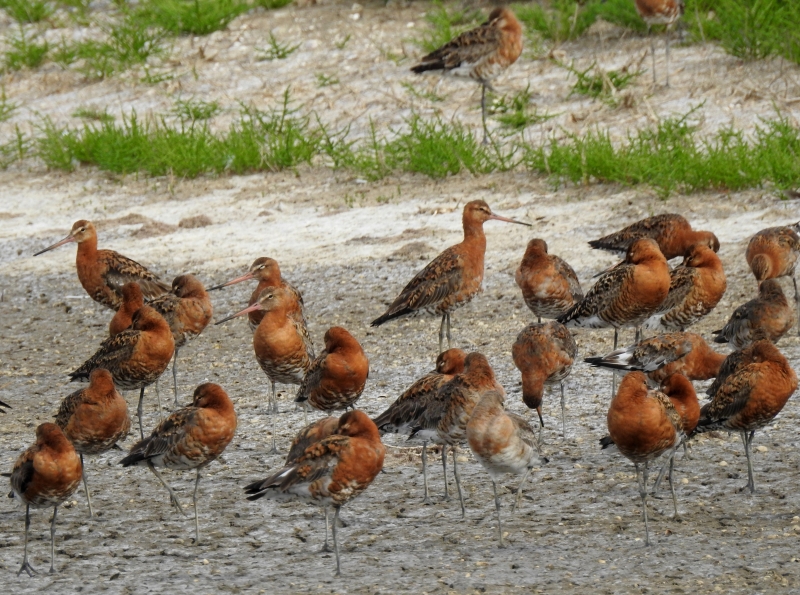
[120,383,237,544]
[149,274,213,405]
[467,389,545,546]
[208,256,305,332]
[372,200,530,352]
[244,410,385,577]
[606,371,683,546]
[589,214,719,260]
[411,7,522,143]
[69,305,175,439]
[33,220,169,310]
[108,282,144,337]
[295,326,369,414]
[6,423,82,576]
[585,331,726,385]
[515,238,583,322]
[55,368,131,517]
[409,352,503,516]
[216,286,314,453]
[643,243,727,331]
[713,279,795,349]
[512,321,577,437]
[746,224,800,331]
[634,0,685,86]
[693,340,797,493]
[373,348,467,502]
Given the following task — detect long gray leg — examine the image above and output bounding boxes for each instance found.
[193,469,201,545]
[49,506,58,573]
[651,458,668,497]
[147,462,186,515]
[611,329,619,397]
[172,347,180,407]
[452,446,466,518]
[667,448,678,516]
[639,462,651,546]
[665,27,671,87]
[649,25,656,85]
[744,430,756,493]
[18,504,35,576]
[332,506,342,577]
[441,445,450,501]
[492,480,505,547]
[793,276,799,336]
[446,313,452,349]
[512,467,532,513]
[560,382,566,437]
[137,386,145,439]
[80,454,94,518]
[321,507,332,552]
[269,380,279,454]
[421,442,431,504]
[438,314,446,353]
[481,83,489,145]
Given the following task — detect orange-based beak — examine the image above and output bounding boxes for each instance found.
[207,271,255,291]
[34,233,76,256]
[488,213,531,226]
[214,301,261,325]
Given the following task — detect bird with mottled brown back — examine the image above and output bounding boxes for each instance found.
[372,200,530,352]
[8,423,82,576]
[713,279,795,350]
[34,220,169,310]
[589,214,718,260]
[55,368,131,517]
[746,225,800,331]
[109,282,144,337]
[515,239,583,322]
[411,7,523,143]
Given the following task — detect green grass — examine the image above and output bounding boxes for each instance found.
[4,28,50,71]
[134,0,250,36]
[411,1,483,53]
[0,0,53,23]
[512,0,599,45]
[252,0,292,9]
[172,98,221,121]
[490,85,557,131]
[316,73,339,88]
[0,88,18,122]
[72,105,114,122]
[256,33,300,60]
[560,61,643,105]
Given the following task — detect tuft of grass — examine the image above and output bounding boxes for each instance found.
[0,0,53,23]
[512,0,600,46]
[560,61,643,105]
[412,1,483,53]
[335,33,351,50]
[592,0,648,34]
[173,98,221,121]
[490,85,556,131]
[135,0,250,36]
[256,33,300,60]
[4,28,49,71]
[316,73,339,87]
[0,88,18,122]
[401,81,446,103]
[252,0,292,10]
[72,105,114,122]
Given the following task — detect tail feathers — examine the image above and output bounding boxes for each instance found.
[584,353,636,372]
[371,306,414,327]
[119,451,145,467]
[599,435,615,449]
[712,330,728,344]
[411,60,445,74]
[588,239,625,253]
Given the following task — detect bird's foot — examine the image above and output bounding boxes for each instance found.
[422,496,432,506]
[49,564,56,574]
[17,561,36,577]
[649,491,664,500]
[319,542,333,553]
[267,446,280,456]
[440,494,451,502]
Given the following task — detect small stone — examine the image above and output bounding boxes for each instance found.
[681,478,689,484]
[718,461,728,467]
[756,445,768,453]
[203,559,209,565]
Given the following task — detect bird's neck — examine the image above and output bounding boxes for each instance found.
[77,235,98,261]
[462,220,487,245]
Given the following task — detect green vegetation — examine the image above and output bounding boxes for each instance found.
[560,61,643,106]
[4,28,49,72]
[316,73,339,88]
[0,0,53,24]
[412,1,483,53]
[257,33,300,60]
[0,88,18,122]
[135,0,250,36]
[490,85,556,131]
[172,98,221,121]
[72,106,114,123]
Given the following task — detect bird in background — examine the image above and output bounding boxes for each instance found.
[244,410,385,577]
[5,423,82,576]
[120,383,237,544]
[109,282,144,337]
[208,256,305,332]
[373,348,467,503]
[589,213,718,260]
[411,7,523,143]
[467,388,547,547]
[713,279,795,350]
[149,274,214,406]
[515,238,583,322]
[372,200,530,352]
[34,219,169,310]
[55,368,131,517]
[634,0,685,86]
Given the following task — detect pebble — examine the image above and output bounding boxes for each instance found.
[756,445,768,453]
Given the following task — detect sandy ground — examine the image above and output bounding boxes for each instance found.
[2,2,800,594]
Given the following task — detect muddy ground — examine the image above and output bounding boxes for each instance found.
[2,1,800,594]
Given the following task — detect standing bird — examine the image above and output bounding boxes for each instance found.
[295,326,369,414]
[409,352,502,516]
[746,224,800,330]
[634,0,685,86]
[109,282,144,337]
[411,7,523,143]
[606,371,683,546]
[712,279,795,350]
[69,305,175,439]
[467,389,545,547]
[372,200,530,352]
[512,321,577,437]
[149,274,214,405]
[515,238,583,322]
[55,368,131,517]
[693,340,797,493]
[244,410,385,577]
[120,383,237,544]
[6,423,82,576]
[559,238,670,394]
[373,348,467,502]
[589,214,719,260]
[208,256,305,332]
[33,220,169,310]
[585,331,726,385]
[216,286,314,453]
[643,243,727,332]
